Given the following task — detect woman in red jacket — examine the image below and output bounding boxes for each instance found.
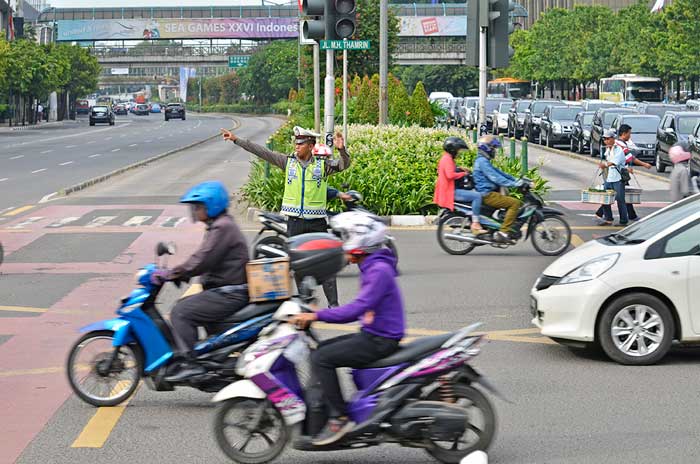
[433,137,485,235]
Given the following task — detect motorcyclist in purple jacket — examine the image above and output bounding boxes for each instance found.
[289,211,405,446]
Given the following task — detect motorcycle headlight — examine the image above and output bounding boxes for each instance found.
[555,254,619,285]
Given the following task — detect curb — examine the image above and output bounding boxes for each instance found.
[55,117,240,198]
[535,143,670,184]
[1,120,82,132]
[246,207,439,228]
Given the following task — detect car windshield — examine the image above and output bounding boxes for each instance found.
[677,116,700,134]
[587,103,615,112]
[517,101,530,111]
[532,102,556,115]
[551,107,580,120]
[466,99,478,108]
[498,103,511,112]
[485,100,508,112]
[621,117,660,133]
[582,114,594,125]
[605,196,700,244]
[603,112,626,126]
[93,106,107,113]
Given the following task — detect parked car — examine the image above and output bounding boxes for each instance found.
[483,98,511,132]
[570,111,596,153]
[523,100,560,142]
[655,111,700,173]
[589,107,638,157]
[113,104,128,116]
[609,114,661,162]
[133,104,150,116]
[531,195,700,365]
[76,99,90,115]
[458,97,479,129]
[150,103,162,113]
[428,91,453,104]
[686,122,700,175]
[539,105,581,147]
[89,105,115,126]
[637,102,685,119]
[580,99,617,113]
[491,101,512,135]
[445,97,462,127]
[507,99,532,138]
[164,103,186,121]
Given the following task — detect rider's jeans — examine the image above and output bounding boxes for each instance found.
[454,189,483,220]
[600,180,629,224]
[483,192,522,232]
[311,331,399,419]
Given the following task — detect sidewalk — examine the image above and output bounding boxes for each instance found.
[0,119,82,133]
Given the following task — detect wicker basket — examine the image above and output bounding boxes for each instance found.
[581,189,616,205]
[625,187,642,204]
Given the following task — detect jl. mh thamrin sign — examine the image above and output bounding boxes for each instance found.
[56,18,299,41]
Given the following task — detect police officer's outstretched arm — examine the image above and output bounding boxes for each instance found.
[221,128,287,170]
[325,133,351,175]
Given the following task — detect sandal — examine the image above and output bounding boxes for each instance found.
[471,225,487,235]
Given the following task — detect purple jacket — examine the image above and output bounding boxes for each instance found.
[316,248,405,340]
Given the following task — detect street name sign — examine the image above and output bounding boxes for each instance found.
[319,40,370,50]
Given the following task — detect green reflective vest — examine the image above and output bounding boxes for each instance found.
[281,156,328,219]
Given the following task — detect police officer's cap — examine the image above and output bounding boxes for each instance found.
[293,126,320,144]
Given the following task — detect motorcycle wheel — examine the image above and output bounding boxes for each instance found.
[424,384,496,464]
[437,215,476,256]
[530,216,572,256]
[214,398,289,464]
[66,330,142,407]
[253,235,288,259]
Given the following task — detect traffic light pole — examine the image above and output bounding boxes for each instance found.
[343,41,348,141]
[379,0,388,125]
[313,43,321,133]
[324,49,335,147]
[478,25,487,129]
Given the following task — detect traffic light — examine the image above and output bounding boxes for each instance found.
[487,0,515,69]
[301,0,356,42]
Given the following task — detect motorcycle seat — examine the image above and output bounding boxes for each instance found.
[219,301,280,324]
[364,333,455,368]
[261,212,286,223]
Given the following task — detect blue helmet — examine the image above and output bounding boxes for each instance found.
[477,135,501,159]
[180,181,230,218]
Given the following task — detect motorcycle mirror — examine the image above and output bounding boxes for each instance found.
[156,241,176,256]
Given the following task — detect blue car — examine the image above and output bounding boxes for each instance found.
[150,103,162,113]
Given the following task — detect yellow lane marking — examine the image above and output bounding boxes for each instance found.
[571,234,584,247]
[0,366,64,377]
[71,380,136,448]
[180,283,203,299]
[3,205,34,216]
[0,305,47,313]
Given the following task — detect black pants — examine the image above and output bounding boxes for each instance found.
[287,216,339,306]
[311,332,399,418]
[170,288,248,350]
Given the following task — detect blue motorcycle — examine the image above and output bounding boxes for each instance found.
[66,242,280,407]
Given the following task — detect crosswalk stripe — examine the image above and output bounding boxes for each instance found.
[122,216,152,227]
[85,216,117,228]
[159,217,186,228]
[46,217,80,228]
[7,217,44,229]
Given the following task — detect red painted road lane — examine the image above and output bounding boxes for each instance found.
[0,203,207,463]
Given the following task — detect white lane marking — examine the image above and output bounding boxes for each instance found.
[39,192,59,203]
[0,178,8,182]
[46,216,80,227]
[157,136,164,140]
[105,137,113,140]
[111,148,120,152]
[85,216,117,228]
[144,140,152,143]
[31,169,47,174]
[195,120,202,129]
[59,161,74,166]
[65,145,77,149]
[40,149,53,154]
[9,155,24,160]
[86,140,96,144]
[122,216,152,227]
[128,144,138,147]
[8,217,44,229]
[89,154,102,158]
[161,217,186,228]
[120,134,127,138]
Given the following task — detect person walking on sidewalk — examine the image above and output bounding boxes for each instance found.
[598,129,629,226]
[221,126,350,307]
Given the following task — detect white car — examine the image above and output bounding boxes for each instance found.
[492,101,512,134]
[531,195,700,365]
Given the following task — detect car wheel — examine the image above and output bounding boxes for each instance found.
[89,121,94,126]
[655,150,666,173]
[590,140,597,157]
[165,117,169,121]
[570,137,576,152]
[597,292,674,365]
[578,138,584,154]
[182,116,186,121]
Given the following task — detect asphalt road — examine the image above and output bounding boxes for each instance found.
[0,112,237,212]
[1,117,693,464]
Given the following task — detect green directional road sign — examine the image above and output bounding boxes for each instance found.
[319,40,371,51]
[228,56,250,68]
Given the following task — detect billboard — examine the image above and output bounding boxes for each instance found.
[57,18,299,41]
[110,68,129,75]
[398,16,467,37]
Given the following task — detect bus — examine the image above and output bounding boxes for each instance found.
[96,96,114,107]
[487,78,532,99]
[599,74,663,104]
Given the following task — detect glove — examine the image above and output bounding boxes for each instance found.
[150,269,172,286]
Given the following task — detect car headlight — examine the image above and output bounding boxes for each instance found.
[555,253,620,285]
[553,123,562,133]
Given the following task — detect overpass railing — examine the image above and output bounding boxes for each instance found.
[395,41,466,54]
[89,43,263,58]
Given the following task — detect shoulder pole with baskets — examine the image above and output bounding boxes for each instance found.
[581,168,616,205]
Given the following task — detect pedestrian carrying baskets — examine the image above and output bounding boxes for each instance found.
[581,189,616,205]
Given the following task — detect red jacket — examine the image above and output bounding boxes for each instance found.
[433,152,466,211]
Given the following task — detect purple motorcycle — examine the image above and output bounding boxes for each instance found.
[211,299,500,464]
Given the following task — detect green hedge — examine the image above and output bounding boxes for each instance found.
[196,103,274,114]
[242,124,549,216]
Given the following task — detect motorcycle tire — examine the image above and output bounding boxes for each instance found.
[214,398,289,464]
[437,215,476,256]
[424,383,496,463]
[253,235,288,259]
[530,215,572,256]
[66,330,143,407]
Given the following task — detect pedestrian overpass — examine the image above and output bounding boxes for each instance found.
[39,3,482,89]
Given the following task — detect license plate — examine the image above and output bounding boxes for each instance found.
[530,296,538,316]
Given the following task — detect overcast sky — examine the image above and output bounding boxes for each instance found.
[52,0,296,7]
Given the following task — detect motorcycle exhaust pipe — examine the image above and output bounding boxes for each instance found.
[444,233,491,246]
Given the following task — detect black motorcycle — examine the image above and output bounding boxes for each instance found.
[252,190,399,261]
[437,179,572,256]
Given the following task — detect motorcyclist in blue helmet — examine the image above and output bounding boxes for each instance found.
[472,135,524,242]
[152,181,250,382]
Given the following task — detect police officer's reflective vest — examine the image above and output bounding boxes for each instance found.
[281,156,328,219]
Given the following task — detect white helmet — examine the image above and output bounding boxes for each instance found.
[330,211,387,255]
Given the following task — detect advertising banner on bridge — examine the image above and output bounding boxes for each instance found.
[397,16,467,36]
[56,18,298,41]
